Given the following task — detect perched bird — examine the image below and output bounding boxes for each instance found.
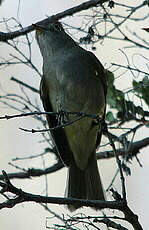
[34,21,107,210]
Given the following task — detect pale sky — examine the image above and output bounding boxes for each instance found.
[0,0,148,229]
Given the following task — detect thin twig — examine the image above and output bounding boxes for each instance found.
[103,123,126,200]
[11,77,39,94]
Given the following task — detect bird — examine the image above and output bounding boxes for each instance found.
[34,20,107,211]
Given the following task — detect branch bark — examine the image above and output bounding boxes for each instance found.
[0,162,64,180]
[0,0,108,42]
[0,170,123,210]
[97,137,149,159]
[0,171,143,230]
[0,137,148,181]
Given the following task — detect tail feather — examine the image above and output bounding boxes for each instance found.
[65,153,105,211]
[85,154,105,201]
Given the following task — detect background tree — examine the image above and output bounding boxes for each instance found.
[0,0,148,229]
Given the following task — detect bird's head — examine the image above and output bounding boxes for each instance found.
[33,20,75,57]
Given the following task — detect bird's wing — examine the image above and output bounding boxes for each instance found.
[87,51,107,149]
[87,51,107,103]
[40,77,74,166]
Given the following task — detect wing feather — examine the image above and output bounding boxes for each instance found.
[40,77,74,166]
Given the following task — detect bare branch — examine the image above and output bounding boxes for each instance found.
[11,77,39,94]
[0,111,54,120]
[19,115,86,133]
[0,0,108,42]
[0,171,143,230]
[0,172,123,210]
[0,137,147,182]
[103,123,126,200]
[111,63,149,76]
[0,162,64,180]
[0,111,99,120]
[94,218,128,230]
[97,137,149,159]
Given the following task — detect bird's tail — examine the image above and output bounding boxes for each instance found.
[65,153,105,211]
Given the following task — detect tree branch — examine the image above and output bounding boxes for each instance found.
[0,171,143,230]
[97,137,149,159]
[0,137,148,181]
[11,77,39,94]
[94,218,129,230]
[0,171,123,210]
[121,205,143,230]
[105,124,126,200]
[0,0,108,42]
[0,162,64,180]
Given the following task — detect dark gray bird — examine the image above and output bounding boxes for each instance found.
[35,21,107,210]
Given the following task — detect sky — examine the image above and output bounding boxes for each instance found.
[0,0,148,229]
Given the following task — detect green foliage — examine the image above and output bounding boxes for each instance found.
[105,70,149,123]
[106,111,116,123]
[133,76,149,106]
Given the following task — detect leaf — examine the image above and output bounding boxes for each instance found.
[107,82,124,111]
[133,76,149,106]
[106,111,115,122]
[106,70,148,122]
[106,70,114,85]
